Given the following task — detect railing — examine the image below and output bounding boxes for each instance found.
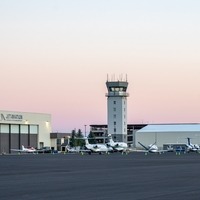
[105,92,129,97]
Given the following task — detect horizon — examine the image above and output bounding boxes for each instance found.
[1,1,200,132]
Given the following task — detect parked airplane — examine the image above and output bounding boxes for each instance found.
[186,137,199,153]
[137,142,168,155]
[66,146,81,153]
[107,134,128,153]
[11,145,37,153]
[84,137,113,154]
[65,145,91,154]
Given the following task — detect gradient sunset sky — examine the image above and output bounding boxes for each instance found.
[1,0,200,132]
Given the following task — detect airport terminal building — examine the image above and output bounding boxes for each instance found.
[0,110,51,154]
[90,124,147,147]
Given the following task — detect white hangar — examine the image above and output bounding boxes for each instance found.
[135,124,200,148]
[0,110,51,154]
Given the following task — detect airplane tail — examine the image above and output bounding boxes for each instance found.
[22,145,25,150]
[107,134,115,145]
[187,137,191,145]
[84,137,90,146]
[138,142,149,151]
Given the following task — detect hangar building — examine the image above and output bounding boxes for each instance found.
[0,110,51,154]
[135,124,200,149]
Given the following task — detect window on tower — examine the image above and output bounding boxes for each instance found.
[110,87,124,92]
[113,101,116,104]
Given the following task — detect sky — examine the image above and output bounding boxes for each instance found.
[1,0,200,133]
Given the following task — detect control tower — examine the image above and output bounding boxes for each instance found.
[106,76,129,143]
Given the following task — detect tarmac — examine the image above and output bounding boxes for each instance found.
[0,152,200,200]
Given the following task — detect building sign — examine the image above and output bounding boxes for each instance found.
[0,113,23,122]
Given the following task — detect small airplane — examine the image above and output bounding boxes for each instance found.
[166,144,174,152]
[11,145,37,153]
[65,146,81,153]
[136,142,168,155]
[186,137,199,153]
[84,137,113,154]
[65,146,90,154]
[107,134,128,153]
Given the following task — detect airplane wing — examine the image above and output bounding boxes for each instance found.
[131,149,148,153]
[66,149,91,153]
[79,149,92,153]
[10,149,24,152]
[11,147,38,153]
[130,149,168,153]
[158,149,171,153]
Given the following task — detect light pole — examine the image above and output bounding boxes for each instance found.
[84,125,87,137]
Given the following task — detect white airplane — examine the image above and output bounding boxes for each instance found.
[11,145,37,153]
[107,134,128,152]
[84,137,113,154]
[65,146,91,154]
[137,142,168,155]
[186,138,199,153]
[65,146,81,153]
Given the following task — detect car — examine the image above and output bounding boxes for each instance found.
[175,146,186,153]
[37,147,52,153]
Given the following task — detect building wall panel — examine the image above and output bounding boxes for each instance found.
[11,134,19,150]
[30,134,37,148]
[0,134,9,153]
[21,134,28,148]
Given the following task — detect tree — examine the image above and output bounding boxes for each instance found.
[70,129,76,147]
[69,129,85,147]
[76,129,85,147]
[87,131,96,144]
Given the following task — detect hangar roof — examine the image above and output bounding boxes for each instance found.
[137,124,200,133]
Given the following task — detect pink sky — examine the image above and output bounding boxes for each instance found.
[1,1,200,132]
